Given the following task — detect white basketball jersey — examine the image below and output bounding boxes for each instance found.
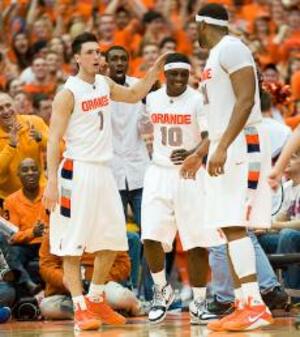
[146,86,207,167]
[200,35,262,141]
[63,75,113,163]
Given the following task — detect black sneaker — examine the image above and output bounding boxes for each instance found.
[262,286,288,310]
[148,284,175,324]
[206,296,234,316]
[189,298,218,325]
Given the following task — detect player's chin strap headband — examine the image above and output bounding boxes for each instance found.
[164,62,191,72]
[195,15,229,27]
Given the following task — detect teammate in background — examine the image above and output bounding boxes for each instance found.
[42,32,170,331]
[106,45,150,293]
[142,53,224,325]
[181,4,273,331]
[107,45,149,231]
[269,125,300,189]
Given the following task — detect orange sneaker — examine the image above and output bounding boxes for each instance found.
[74,305,102,331]
[85,294,127,325]
[223,299,274,331]
[207,301,243,332]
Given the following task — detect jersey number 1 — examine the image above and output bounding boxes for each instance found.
[98,111,104,130]
[161,126,183,146]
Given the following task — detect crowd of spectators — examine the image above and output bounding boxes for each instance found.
[0,0,300,323]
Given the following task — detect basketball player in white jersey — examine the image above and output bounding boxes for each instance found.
[181,4,273,332]
[42,32,169,331]
[141,53,224,325]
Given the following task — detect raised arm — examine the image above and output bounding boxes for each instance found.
[269,126,300,189]
[106,53,170,103]
[42,90,73,211]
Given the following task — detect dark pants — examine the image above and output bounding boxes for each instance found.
[9,244,40,284]
[258,229,300,291]
[0,282,16,307]
[120,188,143,230]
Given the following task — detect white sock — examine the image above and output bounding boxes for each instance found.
[234,288,245,308]
[88,283,105,302]
[242,282,264,305]
[72,295,87,310]
[192,287,206,301]
[151,269,167,288]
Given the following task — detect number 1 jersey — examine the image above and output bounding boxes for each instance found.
[63,75,113,163]
[146,86,207,167]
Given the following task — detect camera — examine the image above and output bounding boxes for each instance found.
[13,297,40,321]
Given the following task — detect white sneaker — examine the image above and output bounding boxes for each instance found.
[148,284,175,324]
[189,298,218,325]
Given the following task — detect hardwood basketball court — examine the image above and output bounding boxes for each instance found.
[0,314,298,337]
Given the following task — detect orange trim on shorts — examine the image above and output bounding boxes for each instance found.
[60,196,71,209]
[63,159,73,171]
[245,134,259,144]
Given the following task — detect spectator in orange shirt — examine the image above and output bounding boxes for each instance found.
[132,42,160,78]
[0,93,48,201]
[97,14,119,52]
[159,37,177,54]
[45,51,67,88]
[23,57,56,97]
[6,78,24,98]
[4,157,48,295]
[10,32,32,72]
[14,92,34,115]
[39,233,144,320]
[33,94,53,125]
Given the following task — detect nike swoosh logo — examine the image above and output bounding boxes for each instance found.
[248,312,265,323]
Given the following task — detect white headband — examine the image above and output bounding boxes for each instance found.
[195,15,229,27]
[164,62,191,72]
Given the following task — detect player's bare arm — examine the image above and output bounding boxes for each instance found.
[106,52,172,103]
[269,126,300,190]
[179,132,210,180]
[208,66,255,176]
[43,89,73,211]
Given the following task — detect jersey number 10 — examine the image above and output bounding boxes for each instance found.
[160,126,183,147]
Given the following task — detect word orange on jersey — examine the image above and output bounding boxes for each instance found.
[151,113,191,125]
[82,95,109,112]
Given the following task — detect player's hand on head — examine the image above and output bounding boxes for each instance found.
[171,149,191,165]
[43,181,59,212]
[152,51,174,72]
[208,147,227,177]
[180,153,203,180]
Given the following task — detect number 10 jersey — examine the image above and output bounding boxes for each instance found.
[146,86,207,167]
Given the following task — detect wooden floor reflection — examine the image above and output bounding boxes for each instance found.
[0,314,298,337]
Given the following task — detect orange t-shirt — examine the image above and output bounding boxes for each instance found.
[4,187,48,245]
[23,82,56,96]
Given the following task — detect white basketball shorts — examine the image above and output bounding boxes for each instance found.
[50,158,128,256]
[141,164,225,252]
[205,123,272,229]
